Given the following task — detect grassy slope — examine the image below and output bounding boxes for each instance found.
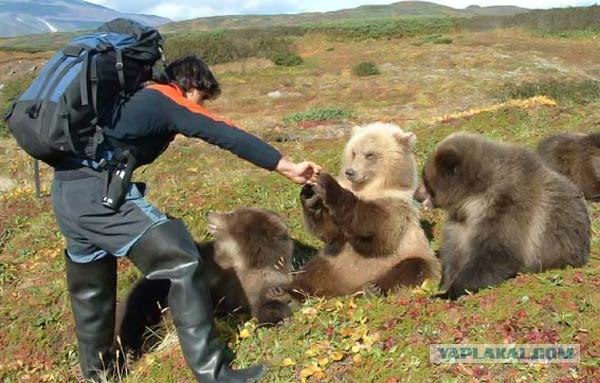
[0,2,533,50]
[0,30,599,382]
[159,1,529,33]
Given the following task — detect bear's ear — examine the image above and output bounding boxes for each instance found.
[435,146,462,174]
[351,125,363,136]
[394,131,417,148]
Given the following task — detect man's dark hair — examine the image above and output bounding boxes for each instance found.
[164,55,221,100]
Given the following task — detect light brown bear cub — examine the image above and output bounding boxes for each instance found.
[292,122,440,297]
[116,208,294,357]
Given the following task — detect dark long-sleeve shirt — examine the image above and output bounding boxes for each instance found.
[104,83,282,169]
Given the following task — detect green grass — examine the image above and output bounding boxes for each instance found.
[413,34,454,46]
[0,72,37,137]
[498,80,600,105]
[163,29,301,66]
[283,107,354,124]
[270,52,304,67]
[536,29,600,39]
[353,62,380,77]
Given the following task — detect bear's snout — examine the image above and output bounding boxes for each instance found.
[345,168,358,181]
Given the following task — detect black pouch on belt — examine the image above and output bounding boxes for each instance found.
[102,149,137,210]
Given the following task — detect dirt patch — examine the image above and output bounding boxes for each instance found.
[0,176,16,193]
[212,58,274,74]
[0,51,52,84]
[263,123,352,143]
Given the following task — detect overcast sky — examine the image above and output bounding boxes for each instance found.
[86,0,598,21]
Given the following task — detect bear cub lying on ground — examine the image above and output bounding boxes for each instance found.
[116,208,294,357]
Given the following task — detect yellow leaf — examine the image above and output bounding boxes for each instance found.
[420,278,435,291]
[302,307,318,316]
[352,354,362,365]
[300,365,322,379]
[351,345,361,354]
[239,329,251,339]
[331,351,344,361]
[318,357,330,367]
[281,358,296,367]
[364,332,380,347]
[340,328,354,338]
[300,367,315,379]
[305,348,319,357]
[310,365,323,374]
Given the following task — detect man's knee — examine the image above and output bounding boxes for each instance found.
[127,219,200,279]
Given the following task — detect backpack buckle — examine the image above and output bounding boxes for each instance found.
[98,158,109,169]
[26,103,40,119]
[115,62,124,70]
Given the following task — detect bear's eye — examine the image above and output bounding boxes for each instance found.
[365,153,376,160]
[352,151,356,159]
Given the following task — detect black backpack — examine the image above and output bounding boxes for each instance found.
[4,18,164,166]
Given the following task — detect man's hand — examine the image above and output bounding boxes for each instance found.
[276,157,321,184]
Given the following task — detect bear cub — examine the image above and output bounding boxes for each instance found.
[116,208,294,357]
[292,122,440,298]
[416,132,590,299]
[537,132,600,201]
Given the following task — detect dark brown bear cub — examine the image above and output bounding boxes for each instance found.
[116,208,294,357]
[537,132,600,201]
[416,132,590,299]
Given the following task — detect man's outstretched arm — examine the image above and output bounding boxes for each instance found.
[149,84,319,182]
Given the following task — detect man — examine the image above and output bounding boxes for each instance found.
[52,55,320,382]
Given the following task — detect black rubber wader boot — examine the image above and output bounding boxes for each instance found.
[66,253,121,382]
[127,219,265,383]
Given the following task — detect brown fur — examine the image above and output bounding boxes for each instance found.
[418,132,590,299]
[537,132,600,201]
[207,208,294,320]
[116,208,294,356]
[292,123,440,298]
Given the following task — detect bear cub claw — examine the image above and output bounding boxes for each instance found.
[361,281,384,298]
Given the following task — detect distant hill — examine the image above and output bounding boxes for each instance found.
[0,0,170,37]
[161,1,530,32]
[465,5,531,16]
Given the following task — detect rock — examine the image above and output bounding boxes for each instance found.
[0,84,4,91]
[267,90,284,98]
[30,65,37,71]
[267,90,302,99]
[0,177,16,193]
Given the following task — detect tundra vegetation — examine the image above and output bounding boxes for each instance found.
[0,5,599,382]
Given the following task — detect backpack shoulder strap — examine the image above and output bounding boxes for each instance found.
[79,51,91,107]
[115,48,125,90]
